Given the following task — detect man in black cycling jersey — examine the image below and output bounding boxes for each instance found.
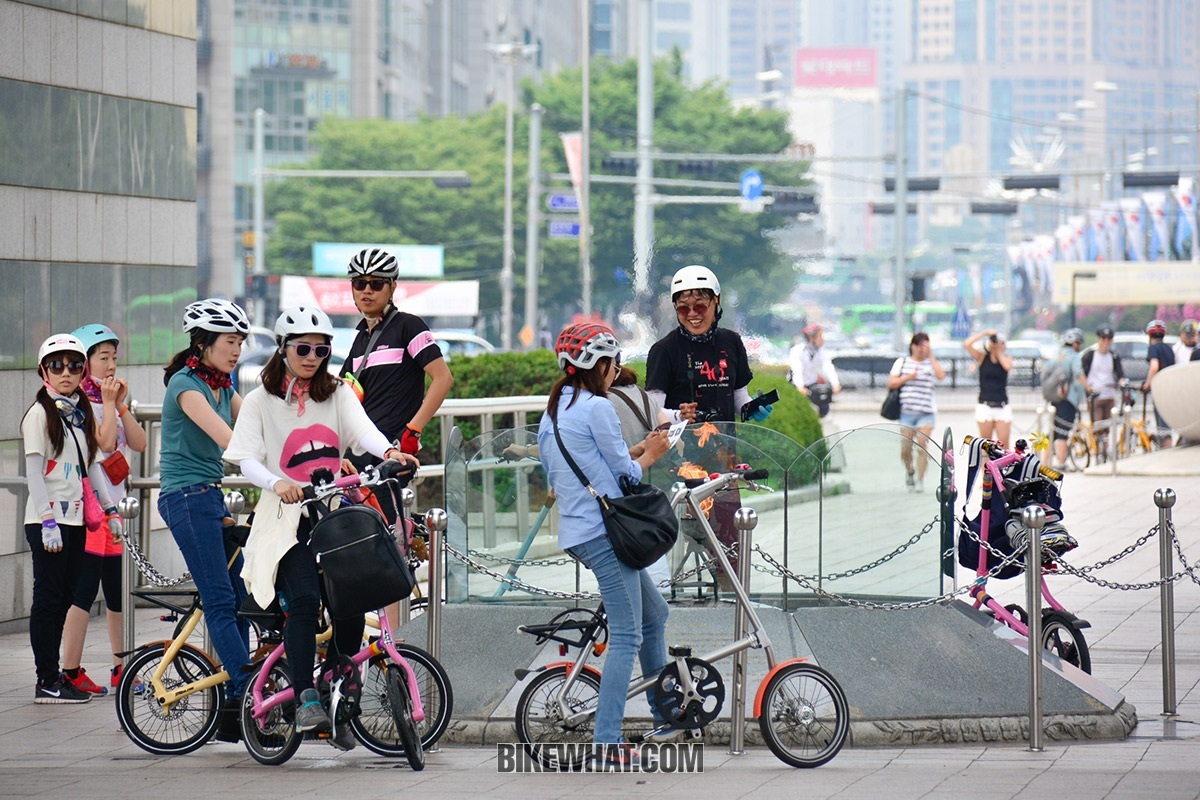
[340,248,454,520]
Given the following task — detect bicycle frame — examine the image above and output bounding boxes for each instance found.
[246,605,426,728]
[548,471,780,730]
[968,445,1070,640]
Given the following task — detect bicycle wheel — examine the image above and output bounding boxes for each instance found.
[385,665,425,770]
[351,645,453,757]
[1067,431,1090,471]
[514,665,600,770]
[1041,611,1092,674]
[239,661,302,766]
[116,643,222,756]
[758,662,849,769]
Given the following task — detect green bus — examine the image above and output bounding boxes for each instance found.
[841,302,958,341]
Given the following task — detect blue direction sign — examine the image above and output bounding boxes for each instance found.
[740,169,764,201]
[548,219,581,239]
[546,192,580,213]
[951,298,972,339]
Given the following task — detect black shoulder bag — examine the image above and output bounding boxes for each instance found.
[550,413,678,570]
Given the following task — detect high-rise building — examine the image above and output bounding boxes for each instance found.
[199,0,581,304]
[0,0,198,622]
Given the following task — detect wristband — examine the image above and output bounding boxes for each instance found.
[42,518,57,528]
[119,404,129,416]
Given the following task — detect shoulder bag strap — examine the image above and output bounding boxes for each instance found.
[550,413,604,503]
[610,389,653,432]
[352,308,399,383]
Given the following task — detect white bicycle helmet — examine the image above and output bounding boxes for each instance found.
[555,321,621,372]
[670,265,721,299]
[274,305,335,345]
[347,248,399,280]
[182,299,250,336]
[38,333,86,364]
[1061,328,1084,346]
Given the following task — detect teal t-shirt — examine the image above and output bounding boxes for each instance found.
[159,370,232,492]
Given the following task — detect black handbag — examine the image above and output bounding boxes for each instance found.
[309,504,415,618]
[880,388,901,421]
[551,416,678,570]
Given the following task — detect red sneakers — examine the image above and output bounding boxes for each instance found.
[63,667,109,696]
[111,665,122,688]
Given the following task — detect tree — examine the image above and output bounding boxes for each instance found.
[263,56,807,338]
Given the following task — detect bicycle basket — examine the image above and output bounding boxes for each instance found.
[309,504,415,618]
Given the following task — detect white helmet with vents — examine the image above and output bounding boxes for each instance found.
[274,305,335,344]
[182,299,250,336]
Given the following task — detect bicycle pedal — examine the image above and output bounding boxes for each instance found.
[668,646,692,658]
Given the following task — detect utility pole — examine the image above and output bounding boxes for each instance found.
[632,0,655,299]
[524,104,544,349]
[252,108,266,326]
[892,88,909,355]
[580,8,592,315]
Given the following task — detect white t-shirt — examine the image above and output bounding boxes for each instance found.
[1172,341,1195,366]
[224,382,379,485]
[89,399,130,499]
[1086,351,1119,401]
[22,404,87,526]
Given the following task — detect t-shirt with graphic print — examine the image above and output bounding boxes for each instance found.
[340,308,443,441]
[224,382,380,487]
[645,327,752,423]
[21,404,87,526]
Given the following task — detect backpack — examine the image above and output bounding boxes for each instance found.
[1040,358,1070,403]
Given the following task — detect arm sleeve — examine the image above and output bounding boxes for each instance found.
[239,457,285,492]
[87,461,115,509]
[222,391,267,466]
[357,428,394,459]
[645,390,682,424]
[734,386,753,414]
[25,454,52,519]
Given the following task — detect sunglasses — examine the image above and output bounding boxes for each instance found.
[45,359,85,376]
[288,343,332,359]
[675,302,711,317]
[351,278,390,292]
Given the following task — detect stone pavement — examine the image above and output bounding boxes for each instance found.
[0,447,1198,798]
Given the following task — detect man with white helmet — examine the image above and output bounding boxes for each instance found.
[341,248,453,519]
[645,265,770,591]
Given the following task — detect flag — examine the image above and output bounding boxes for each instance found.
[1143,192,1169,261]
[559,131,584,194]
[1102,201,1123,262]
[1120,198,1146,261]
[1173,177,1195,258]
[1087,208,1105,261]
[1069,215,1087,262]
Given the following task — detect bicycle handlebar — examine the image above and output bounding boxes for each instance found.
[964,435,1062,481]
[680,467,770,488]
[301,460,417,503]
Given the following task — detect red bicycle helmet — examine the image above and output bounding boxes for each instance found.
[1146,319,1166,337]
[555,322,620,372]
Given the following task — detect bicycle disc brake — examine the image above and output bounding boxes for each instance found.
[317,655,362,723]
[650,657,724,729]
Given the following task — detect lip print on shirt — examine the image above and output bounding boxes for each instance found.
[279,424,342,483]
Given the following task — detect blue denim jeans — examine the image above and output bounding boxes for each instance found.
[568,534,670,745]
[158,484,250,698]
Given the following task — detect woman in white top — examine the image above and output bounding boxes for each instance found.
[223,305,417,750]
[887,332,945,492]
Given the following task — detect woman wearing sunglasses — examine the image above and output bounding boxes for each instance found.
[224,306,418,749]
[645,265,767,589]
[21,334,123,704]
[158,298,252,741]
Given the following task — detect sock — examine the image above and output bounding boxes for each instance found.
[64,667,81,679]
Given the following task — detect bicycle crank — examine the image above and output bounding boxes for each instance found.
[650,656,724,729]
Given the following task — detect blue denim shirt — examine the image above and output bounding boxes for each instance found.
[537,387,643,551]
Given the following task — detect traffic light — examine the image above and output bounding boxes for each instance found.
[1121,170,1180,188]
[970,200,1019,215]
[676,159,715,175]
[910,277,926,302]
[601,155,636,173]
[884,177,940,192]
[869,202,917,215]
[1002,175,1060,191]
[768,192,819,215]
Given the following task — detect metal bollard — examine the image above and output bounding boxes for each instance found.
[1022,505,1046,752]
[1155,488,1177,716]
[117,496,141,659]
[424,508,448,664]
[729,506,758,756]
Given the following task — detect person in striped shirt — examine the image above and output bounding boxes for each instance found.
[887,332,945,492]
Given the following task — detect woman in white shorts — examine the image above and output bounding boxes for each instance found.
[964,330,1013,447]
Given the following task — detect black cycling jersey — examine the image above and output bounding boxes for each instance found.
[340,307,443,440]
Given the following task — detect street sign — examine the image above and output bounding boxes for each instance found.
[740,169,764,201]
[546,192,580,213]
[548,219,581,239]
[951,298,972,339]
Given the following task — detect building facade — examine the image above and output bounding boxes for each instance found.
[0,0,198,624]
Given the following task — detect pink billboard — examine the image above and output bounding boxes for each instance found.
[794,47,878,89]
